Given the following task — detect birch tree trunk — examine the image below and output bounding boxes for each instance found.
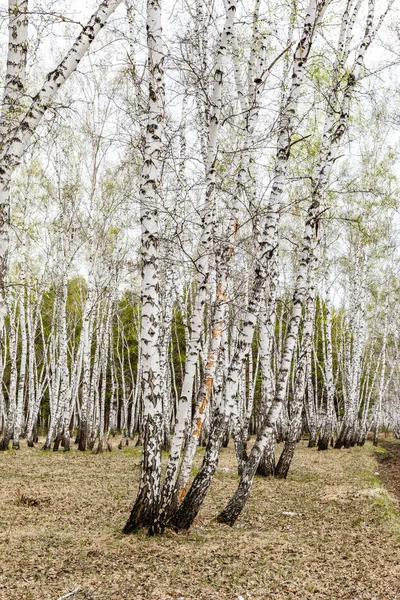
[214,0,388,523]
[275,251,317,478]
[0,0,28,343]
[318,283,336,450]
[373,294,389,446]
[0,0,28,450]
[0,301,18,450]
[59,268,71,451]
[124,0,165,534]
[26,287,42,446]
[13,276,27,449]
[78,257,96,451]
[256,256,278,477]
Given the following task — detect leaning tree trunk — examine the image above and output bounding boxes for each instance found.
[217,181,322,526]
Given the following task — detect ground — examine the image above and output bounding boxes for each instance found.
[1,439,400,600]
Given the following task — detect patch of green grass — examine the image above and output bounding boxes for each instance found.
[375,447,394,461]
[121,448,141,456]
[373,495,399,523]
[360,470,381,487]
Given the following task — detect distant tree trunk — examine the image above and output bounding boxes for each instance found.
[0,302,18,450]
[13,247,28,449]
[335,251,367,448]
[318,291,335,451]
[59,267,71,452]
[78,256,95,451]
[26,287,42,446]
[275,251,317,478]
[373,294,389,446]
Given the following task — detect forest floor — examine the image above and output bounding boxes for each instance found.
[1,439,400,600]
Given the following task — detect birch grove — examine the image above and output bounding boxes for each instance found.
[0,0,400,536]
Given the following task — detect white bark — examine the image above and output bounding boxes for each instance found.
[124,0,165,534]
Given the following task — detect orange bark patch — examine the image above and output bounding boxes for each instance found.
[206,352,214,369]
[193,417,202,437]
[205,376,213,397]
[226,218,239,258]
[217,281,227,301]
[199,393,208,414]
[177,487,187,503]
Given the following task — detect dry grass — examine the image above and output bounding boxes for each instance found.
[1,439,400,600]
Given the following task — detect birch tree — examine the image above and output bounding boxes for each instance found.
[124,0,165,533]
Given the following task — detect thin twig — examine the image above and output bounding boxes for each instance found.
[56,588,80,600]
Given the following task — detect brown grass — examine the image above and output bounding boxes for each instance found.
[0,439,400,600]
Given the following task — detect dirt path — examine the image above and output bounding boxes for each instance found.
[376,439,400,506]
